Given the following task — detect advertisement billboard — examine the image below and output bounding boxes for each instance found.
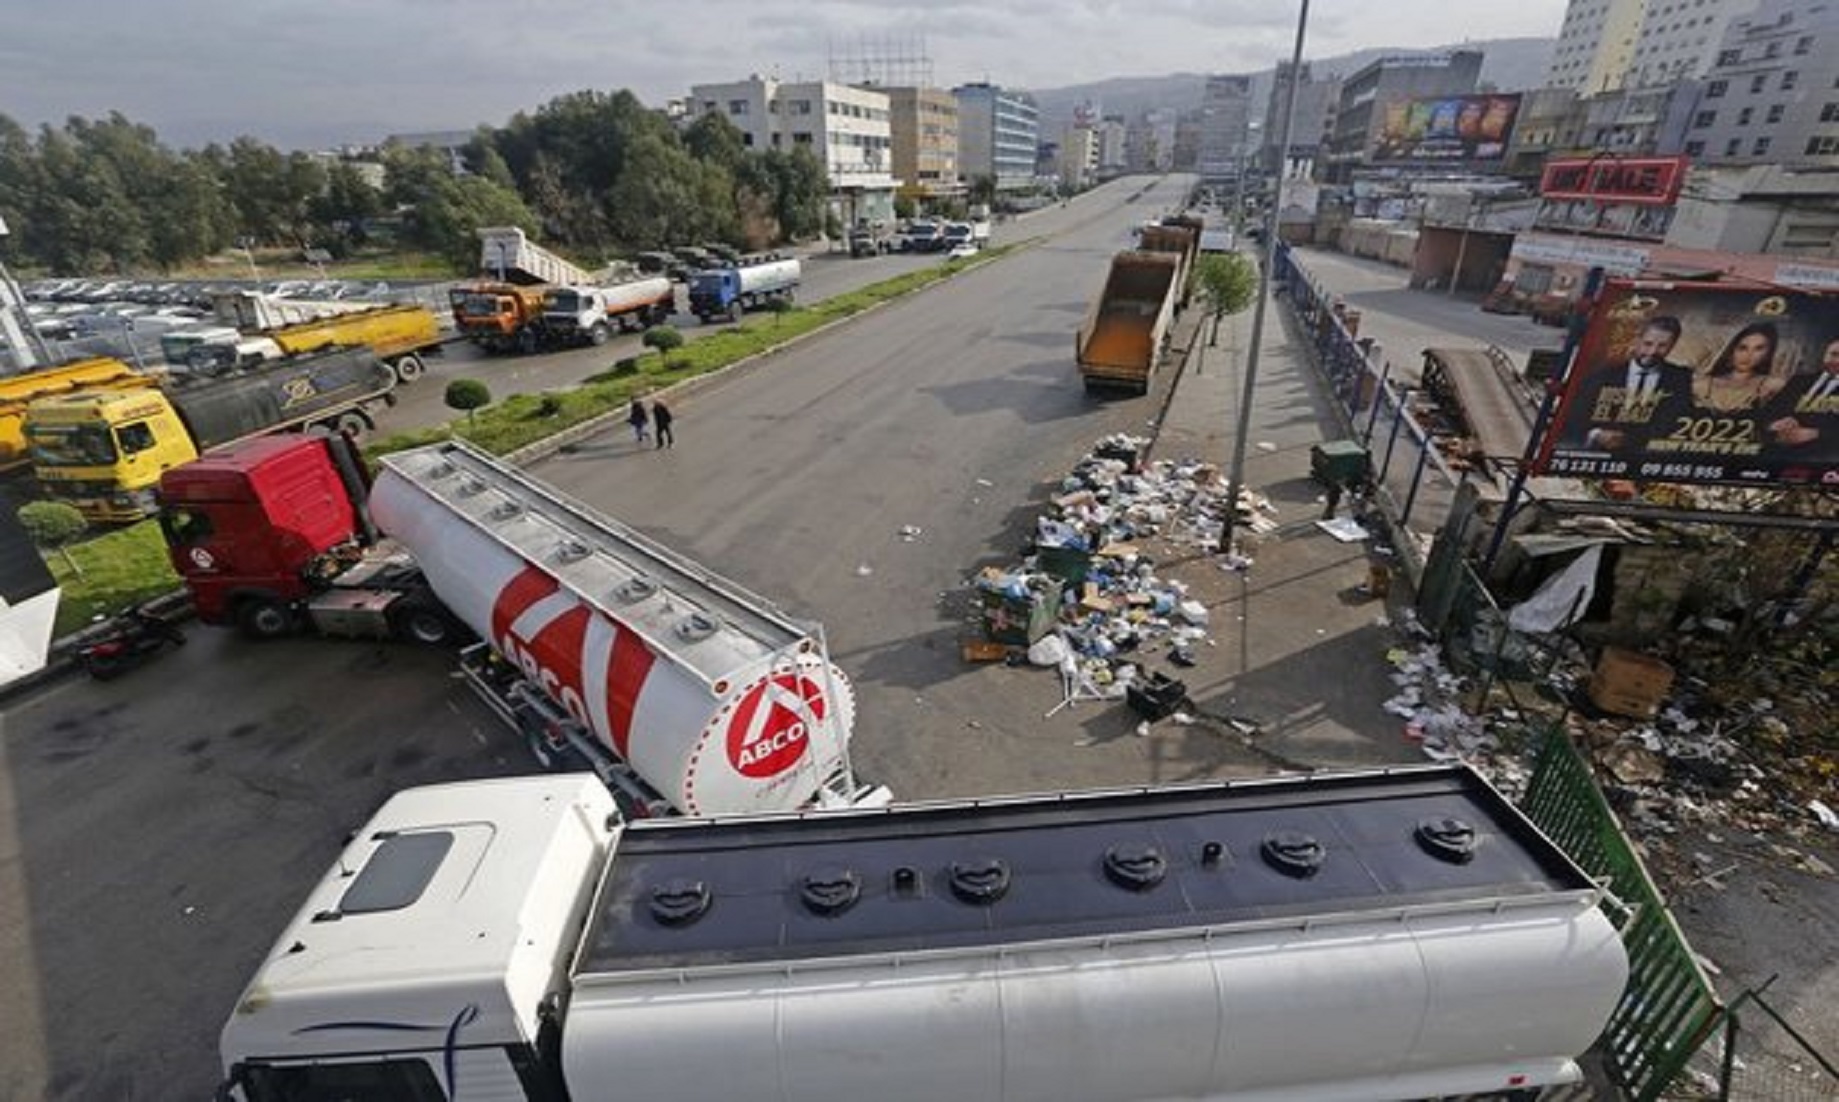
[1372,94,1521,161]
[1538,156,1689,206]
[1536,281,1839,488]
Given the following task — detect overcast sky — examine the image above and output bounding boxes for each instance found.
[1,0,1569,150]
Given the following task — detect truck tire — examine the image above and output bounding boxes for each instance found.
[726,302,741,323]
[387,597,459,646]
[516,328,538,355]
[392,354,425,384]
[237,598,296,641]
[588,322,611,347]
[332,410,372,438]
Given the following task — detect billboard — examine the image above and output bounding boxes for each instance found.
[1536,281,1839,488]
[1372,94,1520,161]
[1539,156,1688,206]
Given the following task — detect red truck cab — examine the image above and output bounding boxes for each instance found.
[159,435,369,637]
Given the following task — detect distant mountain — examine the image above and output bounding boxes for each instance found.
[1028,37,1555,133]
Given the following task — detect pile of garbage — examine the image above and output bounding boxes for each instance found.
[1373,611,1836,867]
[967,435,1276,720]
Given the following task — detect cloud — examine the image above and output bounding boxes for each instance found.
[0,0,1568,149]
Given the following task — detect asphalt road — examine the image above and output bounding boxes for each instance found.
[0,174,1198,1100]
[373,231,1031,433]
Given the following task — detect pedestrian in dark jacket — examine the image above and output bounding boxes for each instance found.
[628,398,649,443]
[652,399,675,449]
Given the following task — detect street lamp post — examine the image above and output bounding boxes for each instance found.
[1220,0,1311,554]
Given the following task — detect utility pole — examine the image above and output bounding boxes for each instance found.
[1220,0,1310,554]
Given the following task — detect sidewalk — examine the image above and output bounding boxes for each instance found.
[1145,285,1424,770]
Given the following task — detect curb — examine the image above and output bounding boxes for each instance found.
[0,590,196,704]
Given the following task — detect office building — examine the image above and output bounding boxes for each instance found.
[954,83,1041,191]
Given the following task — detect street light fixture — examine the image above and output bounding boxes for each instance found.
[1221,0,1311,554]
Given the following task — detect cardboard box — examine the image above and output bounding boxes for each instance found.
[1588,647,1675,719]
[961,639,1010,663]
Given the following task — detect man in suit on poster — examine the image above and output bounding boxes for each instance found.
[1765,334,1839,448]
[1558,316,1695,452]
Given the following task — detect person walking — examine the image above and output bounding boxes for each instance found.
[652,398,675,449]
[627,397,649,444]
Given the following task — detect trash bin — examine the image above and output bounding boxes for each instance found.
[980,584,1061,646]
[1036,544,1091,587]
[1126,672,1187,721]
[1310,439,1371,488]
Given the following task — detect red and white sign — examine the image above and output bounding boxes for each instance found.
[1539,156,1688,207]
[726,672,823,778]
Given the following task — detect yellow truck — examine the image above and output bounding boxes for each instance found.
[0,357,153,475]
[27,347,396,522]
[164,294,444,385]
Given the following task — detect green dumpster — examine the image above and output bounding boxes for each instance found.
[1037,544,1092,587]
[1310,439,1371,488]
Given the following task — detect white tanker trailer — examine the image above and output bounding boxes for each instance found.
[216,764,1630,1101]
[160,436,883,818]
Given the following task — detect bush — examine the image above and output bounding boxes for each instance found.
[444,378,492,422]
[534,394,564,418]
[642,325,684,367]
[612,356,641,375]
[19,501,88,576]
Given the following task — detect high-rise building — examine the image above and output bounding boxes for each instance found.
[1262,62,1342,176]
[1172,110,1204,171]
[1060,124,1100,190]
[1197,75,1253,181]
[953,83,1041,191]
[1682,0,1839,166]
[884,86,959,196]
[1625,0,1761,88]
[1096,115,1129,172]
[1544,0,1646,93]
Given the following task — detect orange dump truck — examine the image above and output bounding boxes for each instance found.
[1138,216,1202,308]
[448,282,551,354]
[1075,251,1181,396]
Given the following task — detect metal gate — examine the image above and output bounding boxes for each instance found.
[1521,730,1723,1101]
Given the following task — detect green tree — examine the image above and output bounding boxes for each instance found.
[1195,252,1257,347]
[18,502,88,577]
[386,145,537,271]
[444,378,492,423]
[308,162,384,257]
[221,136,326,246]
[642,324,684,367]
[967,174,998,210]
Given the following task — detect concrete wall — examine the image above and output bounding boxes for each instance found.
[1335,221,1419,267]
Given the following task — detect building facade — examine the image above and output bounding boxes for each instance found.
[1682,0,1839,166]
[885,86,960,196]
[1196,75,1254,181]
[1666,163,1839,254]
[1324,51,1485,180]
[1544,0,1645,94]
[689,76,896,225]
[1262,61,1343,176]
[1625,0,1759,89]
[1060,124,1100,190]
[954,83,1040,191]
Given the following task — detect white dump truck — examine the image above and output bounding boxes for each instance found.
[216,764,1629,1102]
[160,436,882,818]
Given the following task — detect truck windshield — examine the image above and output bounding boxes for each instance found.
[690,272,727,294]
[454,293,506,318]
[545,291,585,313]
[28,423,117,466]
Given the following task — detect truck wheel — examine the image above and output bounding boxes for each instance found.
[237,598,295,641]
[392,354,425,384]
[333,411,371,438]
[588,323,611,346]
[388,598,458,646]
[726,303,741,323]
[516,329,538,355]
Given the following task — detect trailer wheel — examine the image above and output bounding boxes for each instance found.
[388,598,458,646]
[333,410,372,438]
[237,598,296,641]
[392,354,426,384]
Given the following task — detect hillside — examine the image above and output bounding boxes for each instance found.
[1029,37,1555,133]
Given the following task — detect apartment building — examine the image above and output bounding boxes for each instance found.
[1683,0,1839,165]
[885,86,959,196]
[1545,0,1646,93]
[689,76,896,225]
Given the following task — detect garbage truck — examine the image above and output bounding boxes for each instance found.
[26,348,396,522]
[214,763,1630,1102]
[1075,251,1181,395]
[687,255,800,322]
[158,435,884,818]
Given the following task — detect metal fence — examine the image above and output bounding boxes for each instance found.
[1521,729,1723,1101]
[1273,244,1462,572]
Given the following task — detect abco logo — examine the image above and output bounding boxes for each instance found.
[726,673,824,778]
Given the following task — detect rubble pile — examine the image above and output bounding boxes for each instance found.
[967,435,1275,718]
